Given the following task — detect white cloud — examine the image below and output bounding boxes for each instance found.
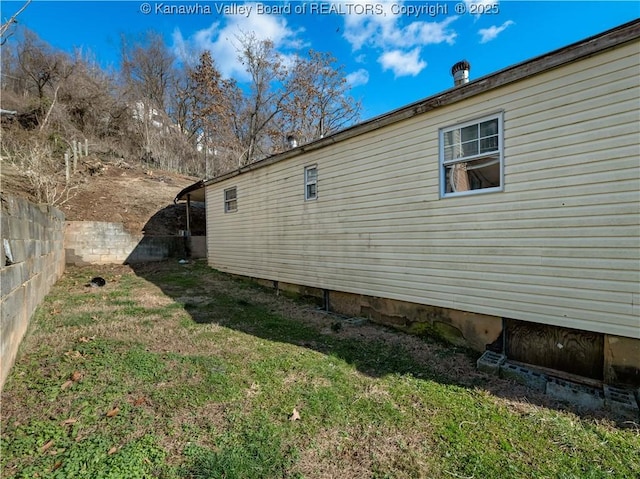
[342,1,399,51]
[171,3,305,80]
[354,53,367,64]
[478,20,514,43]
[346,68,370,87]
[342,2,457,51]
[403,18,458,47]
[379,48,427,77]
[339,1,457,80]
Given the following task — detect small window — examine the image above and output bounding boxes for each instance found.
[224,187,237,213]
[304,165,317,201]
[440,113,503,197]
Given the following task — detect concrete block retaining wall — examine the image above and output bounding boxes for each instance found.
[65,221,205,265]
[0,195,65,390]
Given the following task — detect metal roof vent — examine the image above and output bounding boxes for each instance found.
[286,134,298,149]
[451,60,471,86]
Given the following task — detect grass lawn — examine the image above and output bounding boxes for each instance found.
[1,260,638,478]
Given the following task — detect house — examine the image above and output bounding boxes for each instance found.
[203,20,640,386]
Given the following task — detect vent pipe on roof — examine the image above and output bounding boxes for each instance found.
[451,60,471,86]
[286,134,298,149]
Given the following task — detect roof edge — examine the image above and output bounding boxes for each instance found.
[205,19,640,187]
[174,180,206,203]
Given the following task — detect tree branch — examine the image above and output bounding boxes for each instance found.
[0,0,32,45]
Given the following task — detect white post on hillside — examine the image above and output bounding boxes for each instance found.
[64,151,70,184]
[72,140,78,173]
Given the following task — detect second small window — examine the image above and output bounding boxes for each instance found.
[224,187,237,213]
[304,165,317,201]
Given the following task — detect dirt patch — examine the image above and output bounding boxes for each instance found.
[160,401,228,456]
[293,425,434,479]
[1,158,205,235]
[57,161,203,235]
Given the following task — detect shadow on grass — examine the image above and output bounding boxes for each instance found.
[129,261,455,382]
[128,259,632,426]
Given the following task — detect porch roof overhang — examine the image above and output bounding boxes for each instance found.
[174,180,206,203]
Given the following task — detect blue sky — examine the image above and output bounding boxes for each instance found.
[4,1,639,119]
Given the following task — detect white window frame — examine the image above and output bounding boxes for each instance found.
[439,112,504,198]
[304,165,318,201]
[224,187,237,213]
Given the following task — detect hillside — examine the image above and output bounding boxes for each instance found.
[1,157,207,236]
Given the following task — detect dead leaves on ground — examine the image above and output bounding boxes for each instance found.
[106,407,120,417]
[60,370,83,390]
[40,440,55,453]
[63,350,84,360]
[289,407,301,421]
[60,380,74,390]
[129,395,150,407]
[39,439,66,471]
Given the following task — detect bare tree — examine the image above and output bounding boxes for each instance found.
[188,50,243,175]
[231,37,361,163]
[58,49,120,136]
[120,31,175,110]
[280,50,361,146]
[8,30,76,131]
[0,0,31,46]
[2,134,77,205]
[174,35,362,174]
[16,31,64,106]
[120,31,178,162]
[2,25,204,184]
[188,51,225,140]
[1,40,21,93]
[38,54,75,131]
[235,33,289,165]
[170,68,196,139]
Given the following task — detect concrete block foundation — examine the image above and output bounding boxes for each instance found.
[226,274,640,391]
[546,378,605,411]
[604,385,639,420]
[477,351,506,376]
[499,361,548,393]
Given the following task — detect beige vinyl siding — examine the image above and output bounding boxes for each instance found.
[207,40,640,339]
